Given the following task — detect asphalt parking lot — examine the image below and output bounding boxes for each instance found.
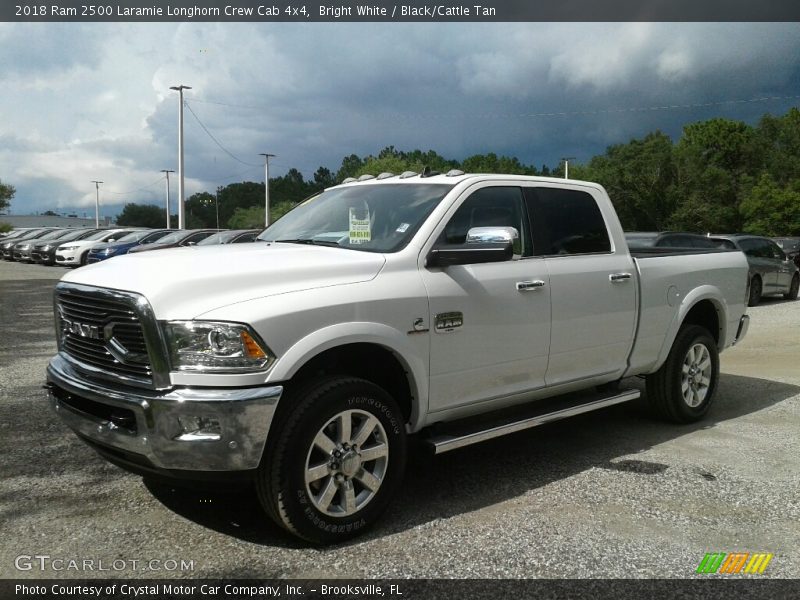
[1,258,798,579]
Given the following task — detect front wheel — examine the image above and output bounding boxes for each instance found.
[784,274,799,300]
[256,377,407,544]
[646,324,720,423]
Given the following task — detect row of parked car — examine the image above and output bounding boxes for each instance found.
[625,232,800,306]
[0,226,261,267]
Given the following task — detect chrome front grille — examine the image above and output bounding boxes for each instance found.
[55,287,153,384]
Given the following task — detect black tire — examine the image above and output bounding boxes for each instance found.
[256,376,407,544]
[79,250,90,266]
[784,274,799,300]
[645,324,720,424]
[748,276,762,307]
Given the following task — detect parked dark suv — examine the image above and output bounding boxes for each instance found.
[709,235,800,306]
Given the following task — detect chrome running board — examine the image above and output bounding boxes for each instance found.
[426,388,640,454]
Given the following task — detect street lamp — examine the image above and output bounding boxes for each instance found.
[161,170,175,228]
[259,153,275,227]
[170,84,192,229]
[560,157,576,180]
[91,180,103,227]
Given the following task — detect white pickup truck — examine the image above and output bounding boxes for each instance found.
[47,173,750,543]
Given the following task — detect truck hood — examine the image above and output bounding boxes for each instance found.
[60,242,386,319]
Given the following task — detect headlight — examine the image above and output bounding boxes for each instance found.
[60,245,78,251]
[42,245,52,251]
[163,321,275,373]
[102,247,115,255]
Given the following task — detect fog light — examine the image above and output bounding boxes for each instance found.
[175,416,222,441]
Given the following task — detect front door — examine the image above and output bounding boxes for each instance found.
[421,185,551,413]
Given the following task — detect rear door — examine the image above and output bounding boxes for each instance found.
[740,238,777,291]
[767,239,795,290]
[523,186,637,386]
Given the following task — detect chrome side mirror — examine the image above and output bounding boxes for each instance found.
[467,226,521,259]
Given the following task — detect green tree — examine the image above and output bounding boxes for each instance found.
[670,118,761,232]
[313,167,336,190]
[116,203,169,228]
[228,201,294,229]
[756,107,800,185]
[581,131,678,231]
[0,179,16,213]
[336,154,364,182]
[185,191,218,228]
[740,174,800,236]
[0,222,12,234]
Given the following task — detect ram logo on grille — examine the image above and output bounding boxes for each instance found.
[59,307,102,340]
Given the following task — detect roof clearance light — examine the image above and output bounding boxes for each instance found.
[446,169,465,177]
[399,171,418,179]
[357,174,376,181]
[376,172,395,180]
[341,177,357,184]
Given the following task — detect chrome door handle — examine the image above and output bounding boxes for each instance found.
[609,272,632,282]
[516,280,546,291]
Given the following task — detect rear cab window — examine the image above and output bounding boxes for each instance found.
[523,187,611,255]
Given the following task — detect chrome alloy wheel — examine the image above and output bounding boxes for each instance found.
[681,343,712,408]
[304,409,389,517]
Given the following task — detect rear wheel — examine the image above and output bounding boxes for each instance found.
[748,276,762,307]
[784,274,799,300]
[646,324,719,423]
[256,376,407,544]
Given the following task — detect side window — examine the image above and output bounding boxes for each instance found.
[738,239,758,256]
[234,233,257,243]
[755,239,772,258]
[186,232,212,244]
[437,186,530,256]
[524,187,611,255]
[768,241,785,260]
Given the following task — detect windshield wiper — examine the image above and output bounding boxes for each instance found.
[273,238,342,247]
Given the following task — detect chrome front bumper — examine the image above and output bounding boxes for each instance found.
[46,354,282,472]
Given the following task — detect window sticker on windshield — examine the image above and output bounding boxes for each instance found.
[396,223,410,233]
[349,207,371,244]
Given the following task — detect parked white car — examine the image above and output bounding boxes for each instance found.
[55,228,143,267]
[47,173,750,543]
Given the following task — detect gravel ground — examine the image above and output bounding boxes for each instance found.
[1,258,798,579]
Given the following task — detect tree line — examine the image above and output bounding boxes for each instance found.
[9,107,800,236]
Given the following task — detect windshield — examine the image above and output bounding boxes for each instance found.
[86,229,117,241]
[37,229,67,241]
[197,231,237,245]
[117,230,157,242]
[154,231,190,245]
[257,183,454,253]
[57,229,94,242]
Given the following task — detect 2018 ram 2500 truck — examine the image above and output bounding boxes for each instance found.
[46,173,750,543]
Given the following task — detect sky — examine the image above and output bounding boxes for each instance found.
[1,22,799,218]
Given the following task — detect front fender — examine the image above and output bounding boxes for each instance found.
[266,322,429,430]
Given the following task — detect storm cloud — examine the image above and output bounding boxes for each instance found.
[1,22,799,216]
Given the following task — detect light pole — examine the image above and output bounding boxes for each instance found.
[259,153,275,227]
[560,156,576,180]
[215,187,220,230]
[170,85,192,229]
[91,180,103,227]
[161,170,175,228]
